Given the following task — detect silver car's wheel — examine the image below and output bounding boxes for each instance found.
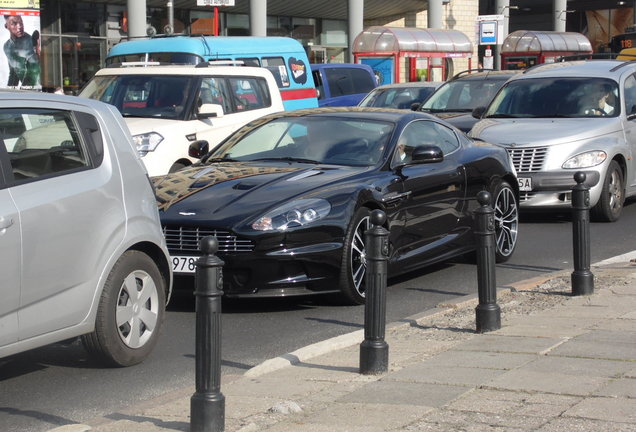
[116,269,160,349]
[82,251,166,367]
[592,160,624,222]
[338,207,371,305]
[493,181,519,262]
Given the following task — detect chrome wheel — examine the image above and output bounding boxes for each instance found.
[493,182,518,261]
[350,215,371,298]
[116,269,160,349]
[607,167,623,216]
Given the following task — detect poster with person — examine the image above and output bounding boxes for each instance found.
[0,8,40,89]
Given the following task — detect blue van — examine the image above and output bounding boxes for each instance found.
[310,63,378,106]
[106,36,318,111]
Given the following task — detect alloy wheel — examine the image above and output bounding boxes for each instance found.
[350,215,371,298]
[493,185,518,259]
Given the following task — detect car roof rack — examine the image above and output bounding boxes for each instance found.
[196,60,246,68]
[451,68,495,80]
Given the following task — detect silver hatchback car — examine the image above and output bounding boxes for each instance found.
[470,60,636,221]
[0,91,172,366]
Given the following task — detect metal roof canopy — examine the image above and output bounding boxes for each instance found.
[353,26,473,57]
[502,30,592,54]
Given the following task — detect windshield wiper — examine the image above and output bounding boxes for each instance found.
[204,157,239,164]
[420,108,449,113]
[484,113,520,118]
[252,157,321,164]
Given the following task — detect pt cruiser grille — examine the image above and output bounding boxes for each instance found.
[507,147,547,173]
[163,226,254,253]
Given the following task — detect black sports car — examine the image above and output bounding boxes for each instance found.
[153,107,519,304]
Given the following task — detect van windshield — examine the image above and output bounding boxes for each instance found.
[484,77,620,118]
[81,75,197,120]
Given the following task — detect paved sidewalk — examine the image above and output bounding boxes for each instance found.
[51,259,636,432]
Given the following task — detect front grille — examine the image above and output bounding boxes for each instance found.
[508,147,547,173]
[163,226,254,254]
[519,191,537,202]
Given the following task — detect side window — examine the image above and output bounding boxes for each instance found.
[350,68,376,93]
[624,74,636,116]
[393,120,459,165]
[227,77,271,112]
[262,57,290,88]
[237,57,260,67]
[325,68,353,97]
[199,77,232,114]
[1,109,90,183]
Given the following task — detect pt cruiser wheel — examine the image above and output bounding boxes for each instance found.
[592,160,624,222]
[82,251,166,367]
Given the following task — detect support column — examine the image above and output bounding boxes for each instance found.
[250,0,267,37]
[428,0,443,29]
[495,0,510,70]
[554,0,567,32]
[348,0,363,63]
[127,0,147,40]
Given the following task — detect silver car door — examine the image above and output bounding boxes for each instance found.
[0,172,21,348]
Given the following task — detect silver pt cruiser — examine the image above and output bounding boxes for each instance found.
[470,60,636,222]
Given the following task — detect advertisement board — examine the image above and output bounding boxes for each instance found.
[359,56,393,85]
[0,8,40,89]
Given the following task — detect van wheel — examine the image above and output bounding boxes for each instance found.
[82,251,166,367]
[591,160,624,222]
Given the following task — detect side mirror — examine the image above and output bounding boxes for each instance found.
[197,103,224,119]
[411,145,444,164]
[472,106,487,119]
[410,102,420,111]
[188,140,209,159]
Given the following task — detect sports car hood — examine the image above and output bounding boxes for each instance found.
[470,118,622,147]
[152,162,364,226]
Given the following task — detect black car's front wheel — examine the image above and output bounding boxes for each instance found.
[492,180,519,262]
[338,207,371,305]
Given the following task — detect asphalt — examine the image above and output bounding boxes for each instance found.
[49,253,636,432]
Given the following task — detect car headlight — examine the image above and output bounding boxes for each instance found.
[132,132,164,157]
[562,151,607,169]
[252,198,331,231]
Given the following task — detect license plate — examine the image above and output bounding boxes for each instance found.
[171,256,199,274]
[518,177,532,191]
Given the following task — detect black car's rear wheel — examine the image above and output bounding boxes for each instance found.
[338,207,371,305]
[492,180,519,262]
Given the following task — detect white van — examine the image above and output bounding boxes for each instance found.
[79,63,284,176]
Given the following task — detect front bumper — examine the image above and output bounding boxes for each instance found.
[517,170,601,208]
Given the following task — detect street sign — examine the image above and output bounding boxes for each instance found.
[476,14,504,45]
[197,0,235,5]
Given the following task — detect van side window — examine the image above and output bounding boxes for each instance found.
[262,57,290,88]
[228,77,272,112]
[1,109,90,183]
[237,57,260,67]
[325,68,376,98]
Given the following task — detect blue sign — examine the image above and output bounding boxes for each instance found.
[359,57,393,85]
[479,21,497,45]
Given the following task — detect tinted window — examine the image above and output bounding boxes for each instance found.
[393,120,459,165]
[227,76,272,112]
[324,67,375,98]
[1,109,90,183]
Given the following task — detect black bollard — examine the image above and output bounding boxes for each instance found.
[359,209,390,375]
[191,236,225,432]
[571,172,594,296]
[474,191,501,333]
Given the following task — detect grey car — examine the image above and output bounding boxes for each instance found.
[418,69,519,132]
[470,60,636,222]
[0,91,172,366]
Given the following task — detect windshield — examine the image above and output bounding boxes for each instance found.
[420,78,507,112]
[359,86,437,109]
[207,116,394,167]
[484,77,620,118]
[80,75,196,120]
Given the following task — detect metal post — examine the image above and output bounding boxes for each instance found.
[571,172,594,296]
[474,191,501,333]
[359,209,389,375]
[191,236,225,432]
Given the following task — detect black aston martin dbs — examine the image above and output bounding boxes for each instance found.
[153,107,519,305]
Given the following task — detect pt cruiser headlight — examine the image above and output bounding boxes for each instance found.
[252,198,331,231]
[132,132,164,157]
[562,151,607,169]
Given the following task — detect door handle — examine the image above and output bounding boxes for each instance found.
[0,217,14,230]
